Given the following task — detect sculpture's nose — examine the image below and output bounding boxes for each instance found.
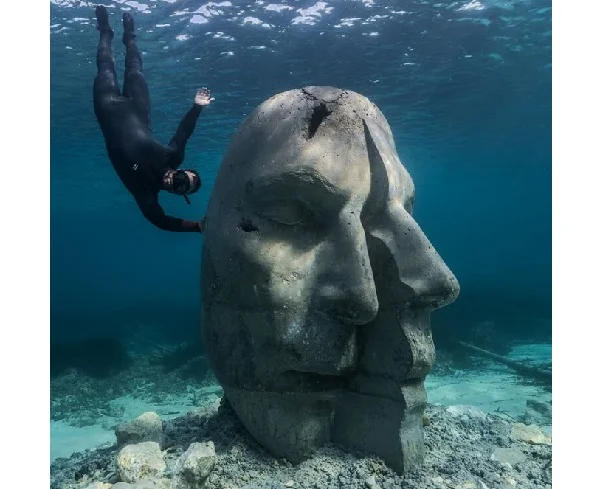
[313,219,379,325]
[359,119,459,310]
[369,203,460,309]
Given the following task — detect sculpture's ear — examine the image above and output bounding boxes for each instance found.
[362,119,390,219]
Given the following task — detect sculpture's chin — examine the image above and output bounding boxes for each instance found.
[224,385,339,463]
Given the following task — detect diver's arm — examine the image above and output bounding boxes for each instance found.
[167,88,213,168]
[135,191,203,233]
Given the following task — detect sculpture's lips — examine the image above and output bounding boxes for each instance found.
[278,370,345,392]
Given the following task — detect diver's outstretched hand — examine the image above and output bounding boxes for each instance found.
[195,87,214,106]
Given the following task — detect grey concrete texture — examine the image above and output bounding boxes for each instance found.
[200,86,460,472]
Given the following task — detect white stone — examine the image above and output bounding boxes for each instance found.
[172,441,216,489]
[365,475,381,489]
[510,423,552,445]
[115,412,164,449]
[454,483,476,489]
[446,405,487,420]
[116,442,166,483]
[113,480,171,489]
[491,447,527,466]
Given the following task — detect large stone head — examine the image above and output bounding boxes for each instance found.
[201,86,459,471]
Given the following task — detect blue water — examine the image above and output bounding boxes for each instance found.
[50,0,551,347]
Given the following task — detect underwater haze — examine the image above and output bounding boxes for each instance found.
[50,0,551,348]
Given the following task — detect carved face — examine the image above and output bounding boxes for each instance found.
[201,87,460,462]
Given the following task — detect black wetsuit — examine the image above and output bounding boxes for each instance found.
[93,24,203,232]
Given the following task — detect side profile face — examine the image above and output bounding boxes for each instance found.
[201,86,460,466]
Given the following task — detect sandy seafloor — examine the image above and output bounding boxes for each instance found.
[50,342,552,489]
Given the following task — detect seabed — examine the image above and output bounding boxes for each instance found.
[50,342,552,489]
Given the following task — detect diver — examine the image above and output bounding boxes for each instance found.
[92,5,212,233]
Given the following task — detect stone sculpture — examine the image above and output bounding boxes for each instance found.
[200,86,460,473]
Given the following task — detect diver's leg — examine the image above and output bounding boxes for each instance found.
[122,12,151,123]
[93,5,120,111]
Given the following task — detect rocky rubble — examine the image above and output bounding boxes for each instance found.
[50,400,552,489]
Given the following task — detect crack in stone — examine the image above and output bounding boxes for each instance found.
[307,103,332,138]
[301,87,347,105]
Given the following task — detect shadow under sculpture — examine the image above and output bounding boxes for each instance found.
[201,86,460,473]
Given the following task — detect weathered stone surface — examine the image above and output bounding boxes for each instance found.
[116,442,166,483]
[201,86,460,473]
[84,483,113,489]
[447,405,487,421]
[490,447,527,466]
[112,480,171,489]
[172,441,216,489]
[226,387,336,463]
[333,383,427,473]
[510,423,552,445]
[365,475,381,489]
[116,412,164,449]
